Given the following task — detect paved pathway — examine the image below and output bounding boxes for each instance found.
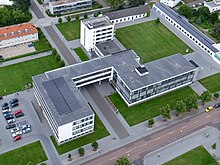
[190,81,207,96]
[0,50,52,67]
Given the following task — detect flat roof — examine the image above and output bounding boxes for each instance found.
[82,16,113,29]
[33,75,94,126]
[104,5,150,20]
[205,1,220,7]
[155,3,219,53]
[50,0,88,5]
[95,40,123,56]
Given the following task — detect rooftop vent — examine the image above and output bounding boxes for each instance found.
[135,66,149,76]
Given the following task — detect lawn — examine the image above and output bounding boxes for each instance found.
[0,141,47,165]
[163,146,217,165]
[74,47,89,61]
[51,112,109,155]
[199,73,220,93]
[56,20,80,41]
[34,28,52,51]
[109,87,195,126]
[116,21,192,63]
[0,55,60,96]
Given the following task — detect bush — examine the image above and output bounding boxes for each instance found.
[155,18,160,24]
[78,147,85,157]
[84,13,88,19]
[214,92,219,98]
[58,18,63,24]
[59,60,65,67]
[66,16,71,22]
[52,48,57,55]
[75,14,80,20]
[91,141,99,151]
[55,53,61,61]
[148,118,154,127]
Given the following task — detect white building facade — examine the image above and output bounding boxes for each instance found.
[153,3,220,64]
[49,0,92,15]
[160,0,181,7]
[204,0,220,13]
[80,16,114,53]
[0,23,38,49]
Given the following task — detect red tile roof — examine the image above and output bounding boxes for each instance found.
[0,23,38,41]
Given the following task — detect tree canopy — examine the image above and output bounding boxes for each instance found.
[116,156,131,165]
[109,0,124,10]
[128,0,145,7]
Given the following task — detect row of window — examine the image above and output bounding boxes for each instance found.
[96,27,113,33]
[112,14,145,24]
[72,125,93,135]
[72,116,93,126]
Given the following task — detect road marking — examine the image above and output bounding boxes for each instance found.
[181,126,187,129]
[110,156,117,160]
[206,115,211,118]
[168,131,174,135]
[155,137,161,141]
[193,120,199,124]
[126,150,132,154]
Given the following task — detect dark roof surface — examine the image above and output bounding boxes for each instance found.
[104,5,150,20]
[155,3,219,53]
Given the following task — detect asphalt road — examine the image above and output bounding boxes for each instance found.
[30,0,45,19]
[86,85,130,139]
[82,108,220,165]
[44,26,77,65]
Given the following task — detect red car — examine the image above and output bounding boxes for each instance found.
[13,135,21,142]
[13,109,23,115]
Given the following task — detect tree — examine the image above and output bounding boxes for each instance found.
[40,163,47,165]
[78,147,85,157]
[58,17,63,24]
[68,154,72,161]
[59,60,65,67]
[155,18,160,24]
[128,0,145,7]
[200,90,212,104]
[55,53,61,61]
[212,143,217,150]
[75,14,80,20]
[211,23,220,39]
[84,13,88,19]
[12,0,31,10]
[66,15,71,22]
[116,156,131,165]
[210,12,218,24]
[160,104,171,121]
[184,94,198,111]
[52,48,57,55]
[148,118,154,127]
[214,92,219,99]
[176,100,187,115]
[178,5,193,18]
[91,141,99,151]
[197,6,210,19]
[109,0,124,10]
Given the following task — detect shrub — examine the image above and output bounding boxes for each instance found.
[84,13,88,19]
[66,16,71,22]
[55,53,61,61]
[75,14,80,20]
[214,93,219,98]
[78,147,85,157]
[58,18,63,24]
[52,48,57,55]
[91,141,99,151]
[59,60,65,67]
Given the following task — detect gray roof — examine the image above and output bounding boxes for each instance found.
[82,16,113,29]
[205,1,220,8]
[32,74,94,126]
[104,5,150,20]
[50,0,83,6]
[95,40,123,56]
[155,3,219,53]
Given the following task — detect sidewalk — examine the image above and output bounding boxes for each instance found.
[0,50,52,67]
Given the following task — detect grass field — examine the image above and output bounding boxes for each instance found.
[116,21,192,63]
[109,87,195,126]
[34,28,52,51]
[51,113,109,155]
[199,73,220,93]
[56,20,80,41]
[164,146,217,165]
[74,47,89,61]
[0,55,60,96]
[0,141,47,165]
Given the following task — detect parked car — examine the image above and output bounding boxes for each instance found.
[15,113,24,118]
[6,123,16,129]
[22,127,32,134]
[2,109,11,114]
[5,115,14,120]
[13,109,22,115]
[205,106,213,112]
[214,103,220,109]
[3,111,13,117]
[0,55,3,60]
[1,102,9,110]
[21,124,31,130]
[11,127,19,133]
[12,131,22,138]
[28,44,34,47]
[13,135,21,142]
[7,118,16,124]
[9,98,18,105]
[10,102,19,108]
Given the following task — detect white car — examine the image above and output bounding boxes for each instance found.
[12,131,22,138]
[2,109,12,114]
[10,127,19,133]
[21,124,31,130]
[22,127,32,134]
[7,118,16,124]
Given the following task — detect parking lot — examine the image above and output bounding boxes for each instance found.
[0,90,53,154]
[0,43,36,60]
